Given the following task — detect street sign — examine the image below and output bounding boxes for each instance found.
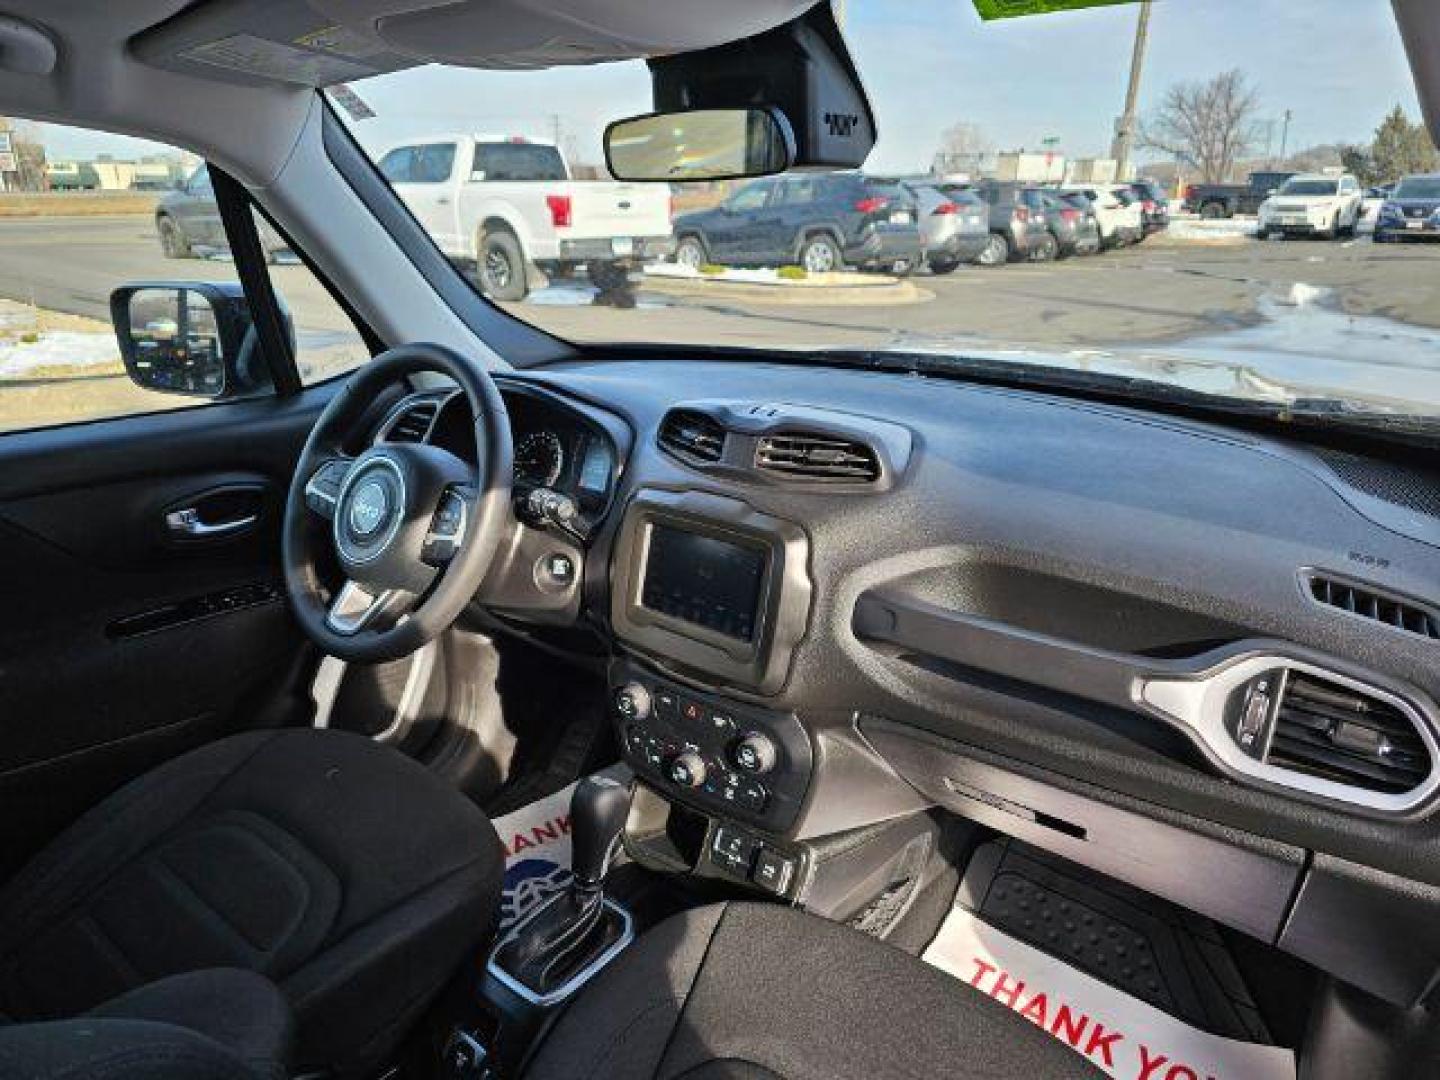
[0,152,17,173]
[972,0,1138,19]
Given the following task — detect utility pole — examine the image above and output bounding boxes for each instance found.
[1112,0,1152,183]
[1278,109,1292,164]
[549,113,562,148]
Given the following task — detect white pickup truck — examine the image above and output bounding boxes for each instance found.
[376,135,674,300]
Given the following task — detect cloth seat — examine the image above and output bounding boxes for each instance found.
[524,902,1105,1080]
[0,728,505,1076]
[0,968,295,1080]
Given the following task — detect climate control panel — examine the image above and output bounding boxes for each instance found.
[610,662,813,832]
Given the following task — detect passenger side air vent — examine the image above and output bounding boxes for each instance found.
[754,432,881,482]
[1306,573,1440,641]
[658,409,727,464]
[1267,671,1431,795]
[384,400,439,443]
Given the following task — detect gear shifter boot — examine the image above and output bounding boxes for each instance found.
[490,890,629,1001]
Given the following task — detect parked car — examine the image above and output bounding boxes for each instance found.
[1183,171,1294,218]
[156,165,288,261]
[1042,190,1102,255]
[899,183,989,273]
[1128,179,1170,235]
[1373,173,1440,242]
[673,174,923,274]
[1056,184,1143,248]
[376,134,673,300]
[940,180,1048,265]
[1256,173,1364,239]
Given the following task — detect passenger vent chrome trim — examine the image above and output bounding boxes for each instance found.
[1302,570,1440,641]
[754,432,881,482]
[658,409,726,464]
[1136,655,1439,814]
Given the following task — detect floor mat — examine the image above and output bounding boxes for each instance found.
[489,764,630,931]
[924,842,1296,1080]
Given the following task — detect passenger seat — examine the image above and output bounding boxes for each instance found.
[524,902,1104,1079]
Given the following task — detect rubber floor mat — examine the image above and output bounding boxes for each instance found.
[925,839,1296,1078]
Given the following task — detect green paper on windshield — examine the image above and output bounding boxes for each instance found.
[972,0,1138,19]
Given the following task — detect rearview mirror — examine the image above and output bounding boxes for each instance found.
[109,282,276,400]
[604,107,796,182]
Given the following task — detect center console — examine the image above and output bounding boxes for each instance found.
[606,487,818,890]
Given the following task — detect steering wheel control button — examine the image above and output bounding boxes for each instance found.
[666,751,707,789]
[711,825,758,877]
[751,847,797,896]
[304,461,348,516]
[731,732,778,775]
[614,682,652,722]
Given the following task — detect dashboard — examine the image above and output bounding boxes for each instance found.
[376,357,1440,1010]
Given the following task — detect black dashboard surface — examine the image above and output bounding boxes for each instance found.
[509,358,1440,890]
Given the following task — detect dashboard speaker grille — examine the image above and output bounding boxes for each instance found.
[658,409,726,463]
[755,433,880,482]
[1268,671,1430,795]
[384,400,439,443]
[1306,573,1440,641]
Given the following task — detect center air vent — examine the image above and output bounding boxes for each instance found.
[658,409,727,464]
[1266,671,1431,795]
[384,400,439,443]
[1305,572,1440,641]
[755,433,881,482]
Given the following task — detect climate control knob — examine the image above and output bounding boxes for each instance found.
[614,682,651,722]
[665,751,707,789]
[730,732,778,776]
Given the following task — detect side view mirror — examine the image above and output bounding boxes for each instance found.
[109,282,281,400]
[605,107,796,182]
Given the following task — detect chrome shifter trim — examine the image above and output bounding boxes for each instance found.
[484,895,634,1007]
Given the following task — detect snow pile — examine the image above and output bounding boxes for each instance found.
[1163,216,1258,242]
[0,330,120,378]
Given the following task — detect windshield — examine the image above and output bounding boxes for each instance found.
[1395,176,1440,198]
[334,0,1440,425]
[1277,179,1340,196]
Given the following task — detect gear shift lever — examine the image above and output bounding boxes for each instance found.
[569,775,630,895]
[489,776,635,1004]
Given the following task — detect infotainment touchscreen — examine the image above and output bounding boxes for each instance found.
[640,524,768,642]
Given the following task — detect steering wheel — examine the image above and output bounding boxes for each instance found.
[282,343,513,664]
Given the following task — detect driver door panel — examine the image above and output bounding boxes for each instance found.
[0,389,332,880]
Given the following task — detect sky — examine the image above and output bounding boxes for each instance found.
[36,0,1428,174]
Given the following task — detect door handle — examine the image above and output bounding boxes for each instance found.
[165,507,257,539]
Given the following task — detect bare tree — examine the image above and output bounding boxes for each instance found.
[932,121,991,175]
[1140,70,1261,183]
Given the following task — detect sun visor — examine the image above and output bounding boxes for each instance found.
[131,0,816,86]
[646,3,877,171]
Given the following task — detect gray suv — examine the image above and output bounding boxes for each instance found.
[155,165,288,261]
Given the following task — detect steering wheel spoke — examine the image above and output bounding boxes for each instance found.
[303,457,354,521]
[325,580,412,636]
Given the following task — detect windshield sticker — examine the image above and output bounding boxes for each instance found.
[926,902,1296,1079]
[972,0,1140,20]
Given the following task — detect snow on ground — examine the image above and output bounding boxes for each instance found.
[1164,215,1258,242]
[0,330,119,378]
[0,300,120,378]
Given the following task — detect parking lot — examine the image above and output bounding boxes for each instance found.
[1,211,1439,430]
